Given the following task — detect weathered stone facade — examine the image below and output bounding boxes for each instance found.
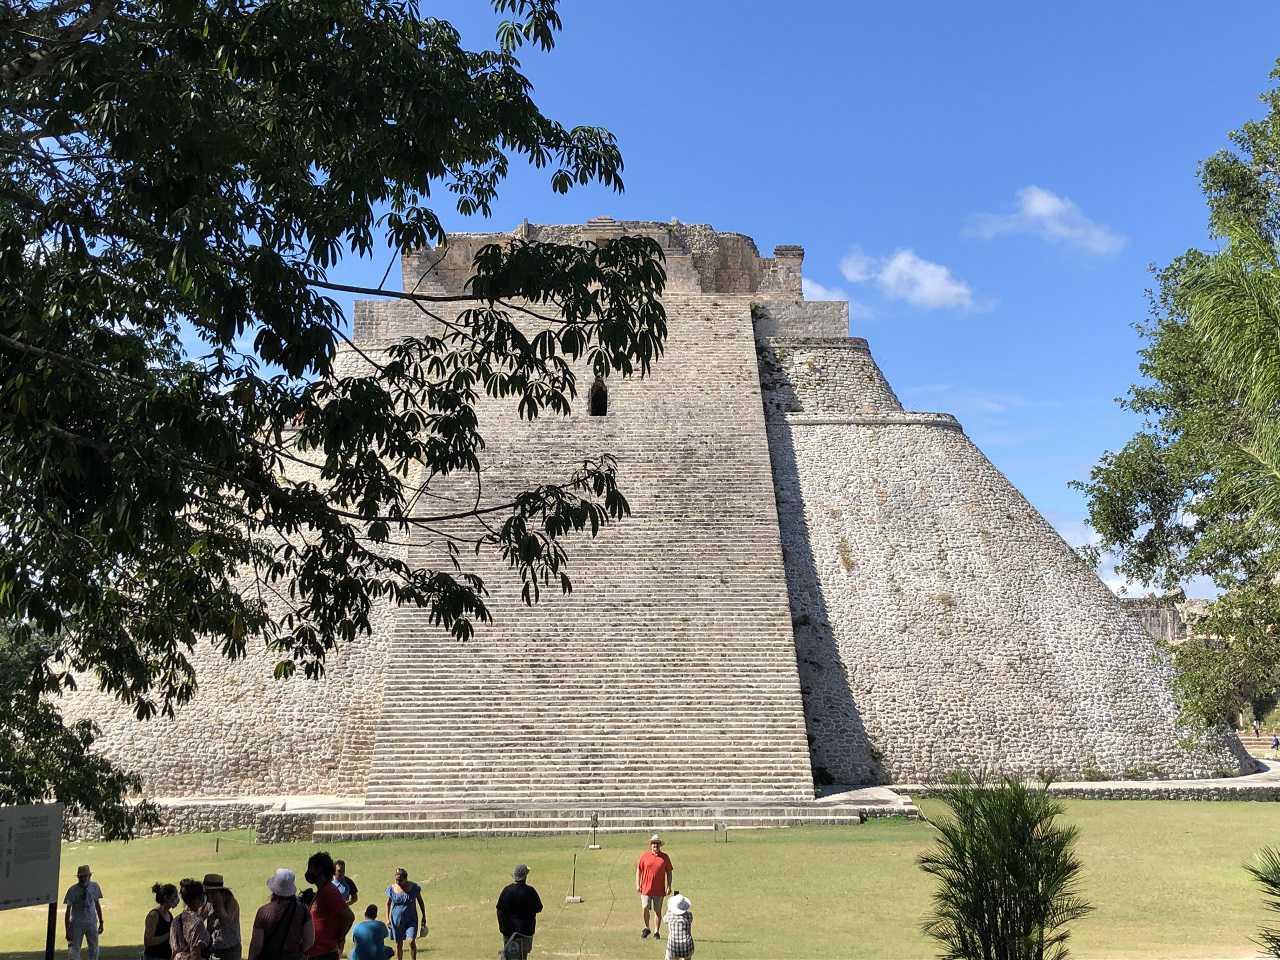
[61,219,1248,808]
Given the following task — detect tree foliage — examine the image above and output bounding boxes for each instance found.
[0,0,666,832]
[1073,64,1280,727]
[919,776,1093,960]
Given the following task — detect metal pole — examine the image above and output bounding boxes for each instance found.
[45,900,56,960]
[564,852,584,903]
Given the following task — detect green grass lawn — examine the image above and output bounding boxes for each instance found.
[2,800,1279,959]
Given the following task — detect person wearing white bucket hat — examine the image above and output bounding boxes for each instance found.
[663,894,693,960]
[246,870,314,960]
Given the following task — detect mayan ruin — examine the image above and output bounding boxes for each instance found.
[58,218,1248,838]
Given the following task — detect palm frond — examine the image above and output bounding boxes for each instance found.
[1185,218,1280,531]
[918,777,1092,960]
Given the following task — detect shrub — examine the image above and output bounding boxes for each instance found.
[918,775,1093,960]
[1246,846,1280,956]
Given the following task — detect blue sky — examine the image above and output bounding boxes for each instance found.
[327,1,1280,595]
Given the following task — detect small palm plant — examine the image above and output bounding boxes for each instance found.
[918,775,1093,960]
[1246,846,1280,956]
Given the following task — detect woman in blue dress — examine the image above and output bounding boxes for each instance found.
[384,868,427,960]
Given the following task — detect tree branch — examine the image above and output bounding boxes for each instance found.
[0,0,114,88]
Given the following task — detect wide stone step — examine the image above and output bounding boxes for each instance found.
[363,790,810,804]
[320,807,877,822]
[300,795,920,841]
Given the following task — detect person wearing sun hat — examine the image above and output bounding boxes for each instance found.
[635,835,673,940]
[202,873,242,960]
[63,864,104,960]
[246,870,314,960]
[663,894,694,960]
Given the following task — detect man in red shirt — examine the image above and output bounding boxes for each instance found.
[304,852,354,960]
[635,835,673,940]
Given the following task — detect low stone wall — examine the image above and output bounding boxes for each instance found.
[899,783,1280,802]
[63,801,271,841]
[254,811,318,844]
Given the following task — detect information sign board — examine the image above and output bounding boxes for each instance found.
[0,803,63,910]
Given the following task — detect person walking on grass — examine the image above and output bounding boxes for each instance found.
[170,879,211,960]
[664,894,694,960]
[636,835,673,940]
[385,867,427,960]
[144,883,179,960]
[203,874,242,960]
[64,864,104,960]
[496,863,543,959]
[304,852,353,960]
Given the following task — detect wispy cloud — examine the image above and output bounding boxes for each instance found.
[802,277,847,302]
[902,383,1063,419]
[969,186,1126,255]
[802,276,874,320]
[838,247,977,311]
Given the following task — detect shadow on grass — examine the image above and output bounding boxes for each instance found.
[0,949,143,960]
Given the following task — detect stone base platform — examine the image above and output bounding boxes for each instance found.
[302,788,919,842]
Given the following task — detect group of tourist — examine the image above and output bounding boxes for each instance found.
[62,834,694,960]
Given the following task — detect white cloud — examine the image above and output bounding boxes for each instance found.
[837,248,876,284]
[802,276,874,321]
[969,185,1126,255]
[878,250,974,309]
[802,277,847,302]
[837,248,976,311]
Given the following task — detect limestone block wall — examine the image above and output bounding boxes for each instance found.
[1122,597,1188,647]
[59,349,403,798]
[399,218,804,299]
[759,333,1248,783]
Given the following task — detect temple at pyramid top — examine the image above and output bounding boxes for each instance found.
[402,215,806,297]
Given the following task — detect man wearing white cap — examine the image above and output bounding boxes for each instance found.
[63,864,104,960]
[635,835,673,940]
[246,870,314,960]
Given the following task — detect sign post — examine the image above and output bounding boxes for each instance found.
[0,803,65,960]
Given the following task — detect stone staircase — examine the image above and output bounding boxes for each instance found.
[360,294,818,815]
[310,801,914,841]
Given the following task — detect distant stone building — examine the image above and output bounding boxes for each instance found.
[65,219,1248,817]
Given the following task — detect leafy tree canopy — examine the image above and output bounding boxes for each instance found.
[1073,64,1280,728]
[0,0,666,835]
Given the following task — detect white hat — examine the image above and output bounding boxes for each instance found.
[667,894,691,914]
[649,834,663,845]
[267,868,297,898]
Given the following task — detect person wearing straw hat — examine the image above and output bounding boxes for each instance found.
[663,894,694,960]
[202,874,242,960]
[63,864,104,960]
[247,870,314,960]
[635,835,673,941]
[496,863,543,959]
